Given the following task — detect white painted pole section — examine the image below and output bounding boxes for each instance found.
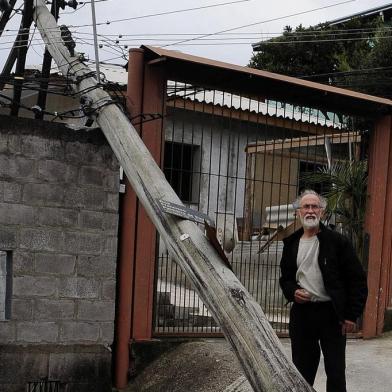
[32,1,315,390]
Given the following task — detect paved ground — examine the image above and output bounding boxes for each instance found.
[313,332,392,392]
[122,332,392,392]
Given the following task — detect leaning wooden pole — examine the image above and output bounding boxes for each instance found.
[33,2,314,391]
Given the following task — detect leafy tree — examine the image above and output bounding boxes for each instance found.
[249,17,392,98]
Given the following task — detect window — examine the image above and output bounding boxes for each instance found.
[164,142,199,203]
[0,251,12,320]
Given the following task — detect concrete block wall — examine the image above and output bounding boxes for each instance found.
[0,115,119,391]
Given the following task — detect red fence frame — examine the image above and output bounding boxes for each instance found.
[114,46,392,388]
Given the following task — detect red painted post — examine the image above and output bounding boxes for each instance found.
[374,116,392,335]
[363,115,392,338]
[114,48,145,388]
[131,59,166,340]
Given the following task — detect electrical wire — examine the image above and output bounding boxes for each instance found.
[0,0,252,34]
[4,28,392,52]
[46,25,392,39]
[3,0,375,38]
[2,26,391,45]
[73,0,252,26]
[2,37,392,52]
[300,66,392,79]
[162,0,356,47]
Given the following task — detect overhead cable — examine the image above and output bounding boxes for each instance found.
[162,0,356,47]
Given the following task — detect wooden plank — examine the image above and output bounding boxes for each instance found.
[246,132,361,154]
[33,2,315,390]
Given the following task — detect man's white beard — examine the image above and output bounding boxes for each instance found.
[300,214,320,229]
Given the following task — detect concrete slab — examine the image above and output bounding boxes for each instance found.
[311,333,392,392]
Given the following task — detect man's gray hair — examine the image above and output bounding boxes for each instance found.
[293,189,327,209]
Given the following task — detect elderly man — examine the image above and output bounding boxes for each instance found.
[280,189,368,392]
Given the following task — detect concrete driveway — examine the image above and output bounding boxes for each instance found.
[312,332,392,392]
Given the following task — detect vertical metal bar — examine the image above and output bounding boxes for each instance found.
[264,100,277,321]
[239,94,249,297]
[189,85,199,332]
[260,101,270,315]
[251,98,262,308]
[206,90,215,217]
[244,95,255,306]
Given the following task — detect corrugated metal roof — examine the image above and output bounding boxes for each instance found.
[167,82,343,129]
[142,46,392,114]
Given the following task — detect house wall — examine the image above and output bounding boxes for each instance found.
[164,108,293,222]
[251,153,299,230]
[0,115,119,391]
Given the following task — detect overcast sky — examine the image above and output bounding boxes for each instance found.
[0,0,390,71]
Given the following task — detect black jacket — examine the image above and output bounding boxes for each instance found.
[279,223,368,322]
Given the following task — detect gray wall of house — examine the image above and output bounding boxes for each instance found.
[0,115,119,392]
[157,109,291,315]
[164,109,294,233]
[165,110,249,218]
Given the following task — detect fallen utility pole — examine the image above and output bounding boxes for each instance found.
[33,1,314,391]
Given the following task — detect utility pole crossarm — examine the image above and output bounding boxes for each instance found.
[32,1,314,391]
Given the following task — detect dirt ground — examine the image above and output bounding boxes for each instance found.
[120,333,392,392]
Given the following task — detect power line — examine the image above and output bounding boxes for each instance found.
[2,0,364,36]
[66,30,391,42]
[55,25,392,38]
[78,0,252,26]
[3,34,392,51]
[300,66,392,79]
[162,0,356,47]
[253,35,392,45]
[0,0,252,34]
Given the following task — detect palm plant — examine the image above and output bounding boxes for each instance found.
[301,160,368,262]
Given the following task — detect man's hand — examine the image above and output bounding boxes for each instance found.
[294,288,311,303]
[341,320,356,335]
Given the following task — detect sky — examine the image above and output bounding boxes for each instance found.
[0,0,391,72]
